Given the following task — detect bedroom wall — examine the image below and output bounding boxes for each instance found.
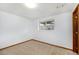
[33,12,73,49]
[0,10,73,49]
[0,11,34,49]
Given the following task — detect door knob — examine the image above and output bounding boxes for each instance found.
[75,16,78,18]
[75,32,78,34]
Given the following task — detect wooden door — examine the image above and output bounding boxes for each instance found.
[78,5,79,53]
[73,4,79,53]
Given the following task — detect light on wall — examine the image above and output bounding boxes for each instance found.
[24,3,38,8]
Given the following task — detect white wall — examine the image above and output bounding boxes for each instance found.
[0,11,34,49]
[0,11,73,49]
[33,12,73,49]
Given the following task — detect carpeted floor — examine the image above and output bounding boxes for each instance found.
[0,39,77,55]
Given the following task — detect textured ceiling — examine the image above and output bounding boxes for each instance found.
[0,3,77,20]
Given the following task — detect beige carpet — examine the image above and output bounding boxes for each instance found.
[0,39,77,55]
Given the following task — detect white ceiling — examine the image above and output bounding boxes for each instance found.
[0,3,77,20]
